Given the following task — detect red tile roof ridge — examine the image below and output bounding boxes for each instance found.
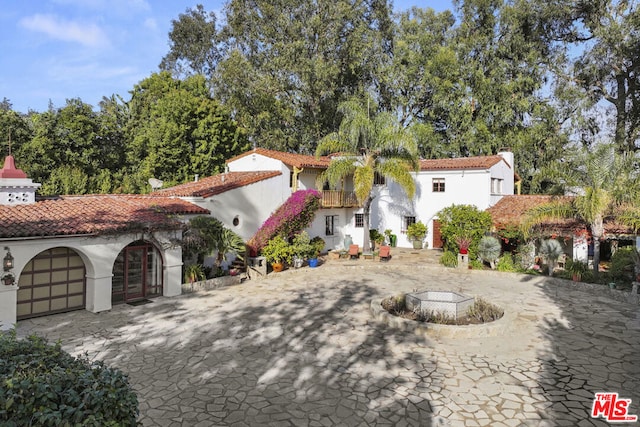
[419,155,508,171]
[226,147,331,168]
[154,170,282,198]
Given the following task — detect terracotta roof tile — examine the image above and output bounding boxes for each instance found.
[487,195,636,236]
[0,195,208,238]
[420,155,507,171]
[226,148,331,169]
[154,171,282,198]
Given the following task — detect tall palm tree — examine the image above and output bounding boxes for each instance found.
[316,97,419,251]
[521,144,640,274]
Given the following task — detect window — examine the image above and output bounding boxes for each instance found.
[432,178,445,192]
[355,213,364,228]
[325,215,338,236]
[402,216,416,233]
[289,172,294,188]
[491,178,503,194]
[374,172,386,186]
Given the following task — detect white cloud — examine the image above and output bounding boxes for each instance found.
[19,14,110,48]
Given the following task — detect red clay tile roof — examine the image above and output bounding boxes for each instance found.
[487,195,574,228]
[226,148,331,169]
[0,195,209,238]
[153,171,282,198]
[420,155,507,171]
[487,195,636,236]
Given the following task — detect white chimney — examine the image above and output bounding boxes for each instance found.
[194,174,199,182]
[498,150,514,169]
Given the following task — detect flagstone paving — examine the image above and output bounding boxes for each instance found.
[17,250,640,426]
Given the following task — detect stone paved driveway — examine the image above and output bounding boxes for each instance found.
[17,261,640,426]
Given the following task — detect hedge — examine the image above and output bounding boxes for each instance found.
[0,331,139,426]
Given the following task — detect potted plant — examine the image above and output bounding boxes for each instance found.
[455,236,472,255]
[291,231,314,268]
[369,229,384,251]
[384,229,397,247]
[478,236,501,268]
[565,258,588,282]
[308,236,325,268]
[407,221,428,249]
[261,235,292,272]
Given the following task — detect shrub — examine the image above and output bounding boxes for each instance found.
[310,236,326,257]
[437,204,492,258]
[248,189,321,253]
[0,331,139,426]
[496,254,518,272]
[515,242,536,270]
[609,247,636,282]
[466,298,504,323]
[469,259,485,270]
[478,236,501,268]
[260,235,293,264]
[406,221,428,241]
[291,231,315,259]
[539,239,564,276]
[439,251,458,267]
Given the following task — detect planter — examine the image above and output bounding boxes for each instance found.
[412,240,423,250]
[293,256,304,269]
[308,258,319,268]
[272,262,284,272]
[459,249,468,255]
[389,234,397,247]
[572,274,581,282]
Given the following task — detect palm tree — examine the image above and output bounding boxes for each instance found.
[521,144,640,274]
[316,97,419,251]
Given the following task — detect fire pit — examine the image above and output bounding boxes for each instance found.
[405,290,474,320]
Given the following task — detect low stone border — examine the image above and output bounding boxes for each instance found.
[181,275,242,293]
[369,297,512,339]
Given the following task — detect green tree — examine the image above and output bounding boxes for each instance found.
[126,72,248,187]
[159,4,220,78]
[522,144,640,274]
[213,0,393,151]
[316,97,419,251]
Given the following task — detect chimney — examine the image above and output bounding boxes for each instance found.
[194,174,199,182]
[498,150,514,169]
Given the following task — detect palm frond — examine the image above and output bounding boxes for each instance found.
[377,159,416,198]
[353,165,374,204]
[520,200,576,237]
[317,157,357,189]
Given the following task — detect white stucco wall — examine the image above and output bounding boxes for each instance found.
[0,229,183,330]
[226,153,286,173]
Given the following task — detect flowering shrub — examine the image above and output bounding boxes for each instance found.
[248,189,321,254]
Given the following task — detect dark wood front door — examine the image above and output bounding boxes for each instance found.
[432,220,443,249]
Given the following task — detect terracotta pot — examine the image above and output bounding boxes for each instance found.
[271,262,284,272]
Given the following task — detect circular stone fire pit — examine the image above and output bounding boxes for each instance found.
[405,290,474,320]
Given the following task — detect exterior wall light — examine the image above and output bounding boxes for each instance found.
[3,247,14,271]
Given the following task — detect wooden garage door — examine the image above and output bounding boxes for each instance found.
[17,248,86,320]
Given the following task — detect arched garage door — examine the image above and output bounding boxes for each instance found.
[17,247,86,320]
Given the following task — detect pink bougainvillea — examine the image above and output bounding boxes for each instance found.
[248,189,321,254]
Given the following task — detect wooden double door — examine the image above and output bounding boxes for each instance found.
[112,242,162,303]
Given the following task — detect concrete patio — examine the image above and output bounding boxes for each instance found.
[16,250,640,426]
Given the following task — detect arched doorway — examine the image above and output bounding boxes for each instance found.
[17,247,86,320]
[112,241,163,304]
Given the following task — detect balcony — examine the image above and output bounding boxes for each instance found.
[321,190,359,208]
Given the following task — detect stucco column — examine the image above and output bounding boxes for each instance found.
[163,246,183,297]
[0,283,17,330]
[85,274,113,313]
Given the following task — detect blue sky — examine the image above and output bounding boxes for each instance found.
[0,1,453,114]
